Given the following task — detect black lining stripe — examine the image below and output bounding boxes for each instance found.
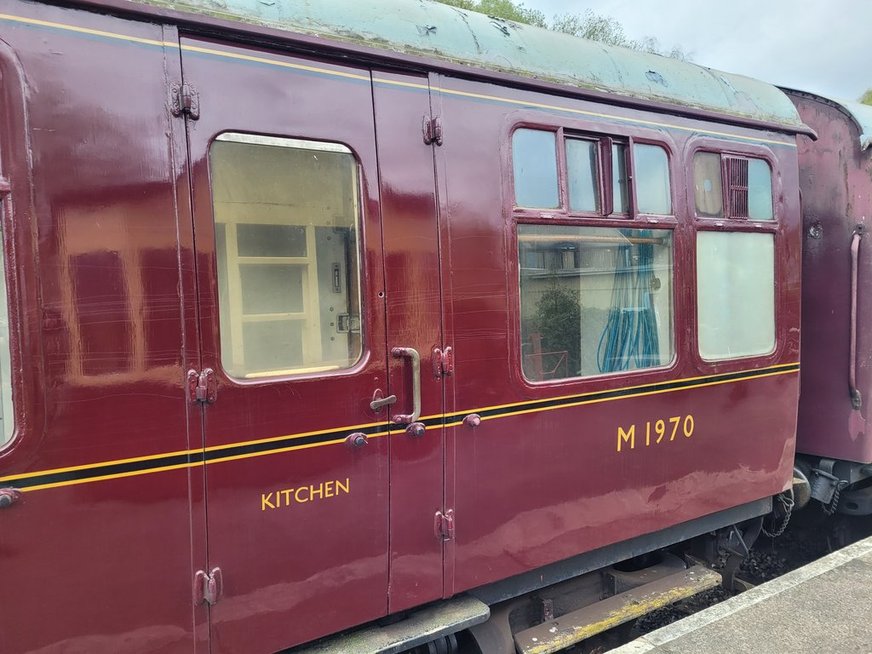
[454,364,800,422]
[3,364,798,490]
[10,452,204,490]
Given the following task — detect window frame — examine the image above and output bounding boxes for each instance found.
[207,131,368,383]
[508,119,680,388]
[691,147,777,223]
[686,140,783,367]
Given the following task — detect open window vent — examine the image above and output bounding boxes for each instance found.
[726,157,749,218]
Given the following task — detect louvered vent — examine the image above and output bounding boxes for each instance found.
[726,157,749,218]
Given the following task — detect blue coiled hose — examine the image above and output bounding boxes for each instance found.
[596,230,661,373]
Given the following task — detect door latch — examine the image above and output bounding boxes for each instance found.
[194,567,223,606]
[433,346,454,379]
[435,509,455,541]
[188,369,217,404]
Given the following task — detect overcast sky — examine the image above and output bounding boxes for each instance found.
[522,0,870,101]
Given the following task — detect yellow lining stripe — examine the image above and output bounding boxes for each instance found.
[430,86,796,146]
[0,12,178,48]
[0,11,798,147]
[3,364,799,491]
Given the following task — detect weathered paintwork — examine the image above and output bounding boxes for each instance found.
[91,0,803,131]
[0,1,803,652]
[787,90,872,463]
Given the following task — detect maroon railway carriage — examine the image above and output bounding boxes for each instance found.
[0,1,808,652]
[784,90,872,516]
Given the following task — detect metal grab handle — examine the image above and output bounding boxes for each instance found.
[850,231,862,410]
[391,347,421,424]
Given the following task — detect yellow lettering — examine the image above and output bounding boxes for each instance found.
[618,425,635,452]
[669,416,681,441]
[261,493,275,511]
[261,478,353,510]
[646,421,651,446]
[655,419,665,444]
[683,414,695,438]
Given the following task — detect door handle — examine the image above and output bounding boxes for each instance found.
[850,230,862,409]
[391,347,421,424]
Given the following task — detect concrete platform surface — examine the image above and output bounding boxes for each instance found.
[611,535,872,654]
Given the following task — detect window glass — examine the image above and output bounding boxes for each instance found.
[0,212,11,445]
[519,225,673,381]
[693,152,724,217]
[513,129,559,208]
[748,158,774,220]
[612,142,629,214]
[634,144,671,214]
[210,133,363,378]
[697,232,775,359]
[566,138,599,212]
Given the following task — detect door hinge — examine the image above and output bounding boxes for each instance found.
[435,509,455,541]
[423,115,443,146]
[187,368,217,404]
[433,346,454,379]
[172,82,200,120]
[194,567,223,606]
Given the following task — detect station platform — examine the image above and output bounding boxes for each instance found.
[611,535,872,654]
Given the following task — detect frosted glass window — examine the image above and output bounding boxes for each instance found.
[566,138,599,212]
[697,232,775,359]
[513,129,559,208]
[634,144,671,214]
[748,159,774,220]
[210,133,363,378]
[518,225,673,380]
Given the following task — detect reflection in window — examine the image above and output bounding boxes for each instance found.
[693,152,723,217]
[513,129,559,208]
[566,138,599,212]
[697,231,775,359]
[519,225,673,381]
[634,144,671,214]
[612,143,629,213]
[748,159,773,220]
[210,133,363,378]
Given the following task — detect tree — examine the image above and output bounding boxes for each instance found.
[860,89,872,106]
[435,1,690,60]
[437,0,545,27]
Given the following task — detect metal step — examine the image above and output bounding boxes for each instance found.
[288,595,490,654]
[513,565,721,654]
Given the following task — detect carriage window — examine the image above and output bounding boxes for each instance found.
[693,152,723,217]
[0,210,11,445]
[634,144,671,214]
[210,133,363,379]
[566,138,600,212]
[697,231,775,360]
[694,152,773,220]
[748,158,774,220]
[612,142,630,213]
[518,225,673,381]
[513,129,559,209]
